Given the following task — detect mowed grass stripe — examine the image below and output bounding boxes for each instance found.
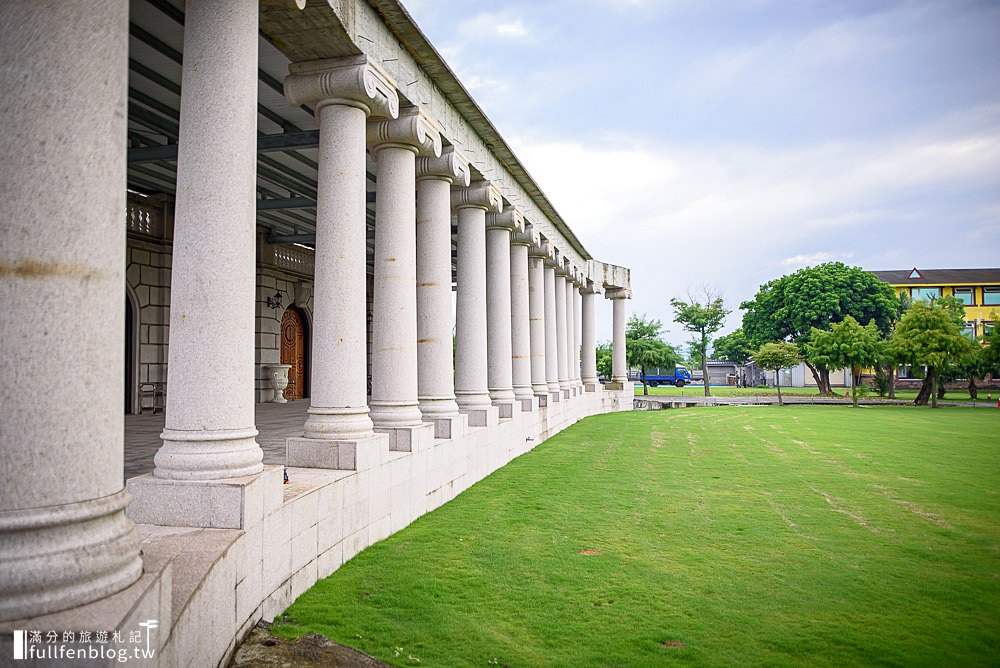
[274,407,1000,667]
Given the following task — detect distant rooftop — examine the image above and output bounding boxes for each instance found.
[873,268,1000,285]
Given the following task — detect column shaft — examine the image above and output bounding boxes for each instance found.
[543,265,561,397]
[302,104,375,440]
[573,285,583,388]
[155,0,263,479]
[565,278,578,392]
[416,177,460,417]
[554,273,570,394]
[455,207,491,409]
[369,144,422,427]
[581,289,598,387]
[509,241,533,405]
[486,225,516,409]
[0,0,141,621]
[528,255,549,398]
[612,294,628,383]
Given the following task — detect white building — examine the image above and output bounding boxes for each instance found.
[0,1,635,665]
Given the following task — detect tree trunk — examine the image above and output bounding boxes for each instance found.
[641,365,648,396]
[969,377,978,400]
[702,358,710,397]
[930,367,939,408]
[915,367,936,406]
[937,383,946,400]
[776,373,783,406]
[888,363,896,399]
[804,360,824,394]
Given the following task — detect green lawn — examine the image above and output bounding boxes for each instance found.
[274,407,1000,667]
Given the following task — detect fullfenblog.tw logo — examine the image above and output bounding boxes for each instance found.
[12,619,158,663]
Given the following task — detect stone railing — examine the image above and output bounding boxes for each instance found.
[262,243,315,277]
[126,197,164,238]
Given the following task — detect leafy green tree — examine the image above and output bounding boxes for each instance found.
[712,328,753,364]
[982,322,1000,369]
[595,341,613,380]
[804,316,882,407]
[671,291,729,397]
[686,338,705,369]
[753,342,801,406]
[888,298,976,407]
[741,262,898,395]
[626,314,681,396]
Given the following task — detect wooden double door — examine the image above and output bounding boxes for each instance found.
[280,306,308,400]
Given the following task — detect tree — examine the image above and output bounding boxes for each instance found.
[741,262,898,395]
[626,314,681,396]
[888,298,976,407]
[803,316,882,407]
[595,341,613,380]
[712,328,753,364]
[686,338,705,369]
[671,291,729,397]
[753,342,801,406]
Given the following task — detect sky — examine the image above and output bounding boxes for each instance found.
[403,0,1000,351]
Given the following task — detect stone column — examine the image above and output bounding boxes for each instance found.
[152,0,263,481]
[565,270,579,396]
[608,288,632,388]
[510,224,539,412]
[542,243,562,403]
[0,0,142,621]
[453,181,503,427]
[573,274,584,391]
[581,281,601,391]
[367,109,441,451]
[485,207,521,419]
[554,264,571,400]
[527,236,551,405]
[283,56,398,469]
[416,147,470,438]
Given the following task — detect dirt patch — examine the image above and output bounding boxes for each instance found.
[662,641,688,648]
[230,621,392,668]
[578,549,602,555]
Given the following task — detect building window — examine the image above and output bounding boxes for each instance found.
[962,323,976,339]
[910,287,941,302]
[983,287,1000,306]
[952,287,974,305]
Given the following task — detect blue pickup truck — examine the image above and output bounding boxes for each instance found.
[643,365,693,388]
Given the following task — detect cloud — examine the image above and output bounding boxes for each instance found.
[781,252,847,268]
[456,11,534,43]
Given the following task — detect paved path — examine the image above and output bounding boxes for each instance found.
[124,401,310,481]
[633,394,998,409]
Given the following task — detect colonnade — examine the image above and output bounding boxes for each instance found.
[0,0,632,623]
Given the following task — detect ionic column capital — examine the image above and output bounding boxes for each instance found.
[512,220,540,247]
[528,226,552,259]
[367,107,442,156]
[606,288,632,300]
[542,239,561,268]
[417,145,471,186]
[451,180,503,213]
[581,280,603,295]
[486,205,524,232]
[286,55,398,119]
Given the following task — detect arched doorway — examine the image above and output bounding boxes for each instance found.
[280,306,308,400]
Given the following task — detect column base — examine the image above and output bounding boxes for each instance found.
[516,396,536,412]
[424,413,467,440]
[286,433,389,472]
[459,405,499,428]
[549,391,562,404]
[585,382,598,392]
[303,405,375,442]
[126,465,284,529]
[534,393,548,408]
[562,389,571,400]
[0,490,143,623]
[375,422,435,452]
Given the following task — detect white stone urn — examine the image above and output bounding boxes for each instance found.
[265,364,292,404]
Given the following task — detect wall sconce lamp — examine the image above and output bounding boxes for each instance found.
[266,290,284,310]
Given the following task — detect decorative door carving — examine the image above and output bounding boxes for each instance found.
[280,307,306,400]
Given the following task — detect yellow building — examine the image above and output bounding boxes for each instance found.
[874,268,1000,338]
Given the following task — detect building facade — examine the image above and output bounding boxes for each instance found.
[0,1,636,665]
[874,268,1000,339]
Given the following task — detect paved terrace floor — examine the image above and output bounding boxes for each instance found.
[124,401,311,481]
